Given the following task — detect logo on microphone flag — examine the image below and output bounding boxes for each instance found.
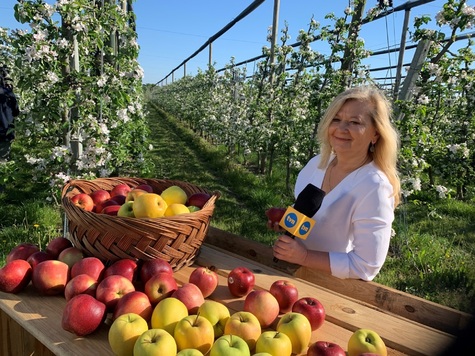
[278,206,315,240]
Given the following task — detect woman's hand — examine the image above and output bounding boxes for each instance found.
[273,234,308,265]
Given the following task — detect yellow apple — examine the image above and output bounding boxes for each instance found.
[125,188,147,202]
[276,312,312,354]
[108,312,149,356]
[133,193,168,218]
[174,314,214,354]
[151,297,188,335]
[164,203,190,217]
[347,328,387,356]
[176,349,204,356]
[197,300,231,339]
[161,185,188,205]
[255,331,292,356]
[224,311,261,351]
[133,328,177,356]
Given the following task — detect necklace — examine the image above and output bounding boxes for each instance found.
[327,156,370,191]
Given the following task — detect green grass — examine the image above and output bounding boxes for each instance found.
[1,103,474,314]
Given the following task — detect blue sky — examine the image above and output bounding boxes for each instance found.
[0,0,470,84]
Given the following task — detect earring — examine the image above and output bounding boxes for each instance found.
[369,142,375,153]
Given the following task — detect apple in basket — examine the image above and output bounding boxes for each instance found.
[110,183,132,198]
[70,193,94,211]
[89,189,111,212]
[133,193,168,218]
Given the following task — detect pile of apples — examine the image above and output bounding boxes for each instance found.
[0,237,388,356]
[70,182,211,218]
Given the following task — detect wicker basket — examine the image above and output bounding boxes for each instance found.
[61,177,220,271]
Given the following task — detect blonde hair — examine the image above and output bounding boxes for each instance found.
[317,86,401,206]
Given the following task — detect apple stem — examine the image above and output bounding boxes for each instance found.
[193,312,200,326]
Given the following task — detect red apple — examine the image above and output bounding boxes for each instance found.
[113,290,153,321]
[103,259,138,283]
[110,194,126,205]
[307,341,346,356]
[243,290,280,328]
[6,243,40,263]
[101,205,121,216]
[292,297,326,331]
[143,272,178,304]
[135,184,154,193]
[110,183,132,198]
[269,279,299,314]
[0,259,32,293]
[139,258,173,284]
[95,275,136,311]
[186,192,211,209]
[171,282,205,314]
[189,266,218,298]
[58,246,84,269]
[62,294,106,336]
[26,251,54,269]
[45,237,73,259]
[265,207,286,224]
[227,266,255,297]
[97,198,121,214]
[64,273,98,301]
[32,260,70,295]
[70,256,105,281]
[70,193,94,211]
[89,189,111,212]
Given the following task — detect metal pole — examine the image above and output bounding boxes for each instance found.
[269,0,280,81]
[394,8,411,98]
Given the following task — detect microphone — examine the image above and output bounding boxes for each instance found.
[273,183,325,263]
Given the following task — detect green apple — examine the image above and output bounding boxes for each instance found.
[133,328,177,356]
[174,314,214,355]
[108,313,149,356]
[347,328,387,356]
[210,334,251,356]
[224,311,261,351]
[176,349,204,356]
[197,300,230,339]
[255,331,292,356]
[117,201,135,218]
[276,312,312,354]
[151,297,188,335]
[187,206,201,212]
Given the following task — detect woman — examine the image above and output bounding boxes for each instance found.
[272,85,400,281]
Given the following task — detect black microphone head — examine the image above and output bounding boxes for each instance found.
[293,183,325,217]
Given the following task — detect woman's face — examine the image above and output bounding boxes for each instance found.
[328,99,379,158]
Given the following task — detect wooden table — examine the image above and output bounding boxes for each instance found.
[0,243,459,356]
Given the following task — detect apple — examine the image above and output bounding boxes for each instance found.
[6,242,40,263]
[188,206,201,212]
[150,297,189,335]
[64,273,98,301]
[70,256,105,281]
[133,193,168,218]
[103,258,138,283]
[265,207,286,224]
[160,185,188,205]
[110,183,131,198]
[96,274,136,311]
[347,328,387,356]
[140,258,174,284]
[276,312,312,354]
[89,189,111,212]
[97,198,121,214]
[269,279,299,314]
[70,193,94,211]
[224,311,261,351]
[164,203,190,216]
[243,290,280,328]
[108,312,149,356]
[187,192,211,209]
[292,297,326,331]
[227,267,255,297]
[171,283,205,314]
[135,183,154,193]
[125,188,148,203]
[0,259,32,293]
[32,260,69,295]
[62,294,106,336]
[189,266,218,298]
[58,246,84,268]
[45,237,73,259]
[144,271,178,304]
[307,341,346,356]
[111,194,126,205]
[210,334,251,356]
[197,300,231,339]
[134,328,178,356]
[255,330,292,356]
[174,314,214,354]
[113,290,153,321]
[117,201,135,218]
[26,250,54,269]
[101,205,121,216]
[177,349,204,356]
